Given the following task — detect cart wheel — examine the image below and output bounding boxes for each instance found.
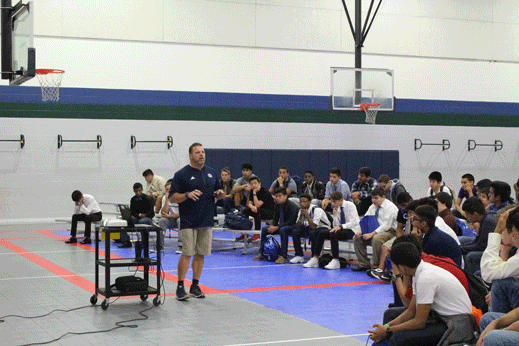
[90,295,98,305]
[101,299,109,310]
[140,294,148,301]
[153,296,161,306]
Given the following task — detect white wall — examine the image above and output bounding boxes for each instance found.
[1,0,519,222]
[0,117,515,222]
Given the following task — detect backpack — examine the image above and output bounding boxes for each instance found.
[445,184,457,207]
[263,235,280,261]
[455,217,477,237]
[318,253,349,269]
[224,213,253,230]
[434,257,489,313]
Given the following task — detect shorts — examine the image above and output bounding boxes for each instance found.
[181,227,212,256]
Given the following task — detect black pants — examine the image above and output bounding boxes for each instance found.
[241,207,274,230]
[315,228,354,258]
[70,212,102,238]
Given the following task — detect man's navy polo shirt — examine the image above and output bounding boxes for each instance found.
[169,164,222,229]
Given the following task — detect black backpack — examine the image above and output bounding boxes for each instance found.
[318,253,349,269]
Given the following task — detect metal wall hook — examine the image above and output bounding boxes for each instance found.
[468,140,503,152]
[414,139,450,151]
[57,135,102,149]
[0,134,25,148]
[130,136,173,150]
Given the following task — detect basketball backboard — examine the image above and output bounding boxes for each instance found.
[331,67,394,111]
[1,0,35,86]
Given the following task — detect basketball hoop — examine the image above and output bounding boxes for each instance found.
[360,103,381,124]
[35,69,65,102]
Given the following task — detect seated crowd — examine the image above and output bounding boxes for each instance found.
[66,164,519,345]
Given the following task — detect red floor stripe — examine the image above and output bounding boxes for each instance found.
[37,230,222,294]
[0,239,95,293]
[218,280,385,294]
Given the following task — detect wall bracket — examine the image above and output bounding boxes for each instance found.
[414,139,450,151]
[468,140,503,152]
[0,134,25,148]
[57,135,102,149]
[130,136,173,150]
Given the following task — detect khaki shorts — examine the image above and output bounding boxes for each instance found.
[181,227,213,256]
[383,236,396,250]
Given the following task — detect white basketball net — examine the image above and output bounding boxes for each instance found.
[36,70,64,102]
[362,104,380,124]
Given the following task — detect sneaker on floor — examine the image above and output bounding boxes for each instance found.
[372,270,392,283]
[236,234,245,241]
[252,253,266,261]
[303,257,319,268]
[118,241,132,248]
[275,256,288,264]
[176,286,189,301]
[289,256,305,264]
[366,268,383,278]
[324,258,341,270]
[189,285,205,298]
[250,234,260,242]
[65,237,77,244]
[175,247,183,254]
[80,238,91,244]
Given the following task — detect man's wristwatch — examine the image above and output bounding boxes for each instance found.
[385,325,392,337]
[185,192,189,200]
[392,274,403,282]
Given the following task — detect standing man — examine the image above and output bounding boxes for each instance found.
[169,143,224,300]
[142,169,167,205]
[66,190,102,245]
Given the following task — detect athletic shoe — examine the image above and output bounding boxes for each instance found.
[189,285,205,298]
[372,270,392,283]
[367,268,384,278]
[118,241,132,248]
[275,256,288,264]
[236,234,245,241]
[324,258,341,270]
[303,257,319,268]
[176,286,189,301]
[250,234,260,242]
[80,238,91,244]
[65,237,77,244]
[289,256,305,264]
[252,253,266,261]
[175,247,183,254]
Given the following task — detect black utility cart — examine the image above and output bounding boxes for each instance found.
[90,223,162,310]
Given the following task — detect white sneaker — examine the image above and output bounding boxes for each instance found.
[289,256,305,264]
[303,257,319,268]
[324,258,340,270]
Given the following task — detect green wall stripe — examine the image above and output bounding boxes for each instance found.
[0,102,517,127]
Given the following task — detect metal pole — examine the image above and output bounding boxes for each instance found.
[1,0,12,80]
[354,0,362,106]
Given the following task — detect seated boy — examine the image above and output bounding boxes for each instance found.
[66,190,103,244]
[300,191,359,269]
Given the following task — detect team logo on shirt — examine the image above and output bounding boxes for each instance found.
[208,174,213,178]
[190,176,196,180]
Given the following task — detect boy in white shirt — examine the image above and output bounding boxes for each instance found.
[301,191,360,270]
[66,190,102,245]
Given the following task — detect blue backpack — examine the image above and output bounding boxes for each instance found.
[263,235,280,262]
[455,217,477,237]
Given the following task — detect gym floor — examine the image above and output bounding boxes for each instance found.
[0,223,391,346]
